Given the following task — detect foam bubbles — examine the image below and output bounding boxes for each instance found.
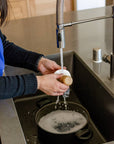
[55,69,71,76]
[38,110,87,134]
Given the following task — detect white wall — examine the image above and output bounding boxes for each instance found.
[77,0,105,11]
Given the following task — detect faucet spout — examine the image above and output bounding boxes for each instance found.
[56,0,65,48]
[56,0,64,25]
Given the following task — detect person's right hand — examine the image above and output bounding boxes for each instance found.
[36,74,69,96]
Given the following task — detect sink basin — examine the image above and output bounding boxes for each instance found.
[11,51,114,142]
[72,52,114,141]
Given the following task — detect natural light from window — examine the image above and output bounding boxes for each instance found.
[77,0,105,11]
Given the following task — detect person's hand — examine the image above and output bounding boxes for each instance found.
[38,57,62,74]
[36,74,69,96]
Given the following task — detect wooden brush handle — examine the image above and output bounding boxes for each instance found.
[58,75,73,86]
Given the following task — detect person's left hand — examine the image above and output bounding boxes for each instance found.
[38,57,62,74]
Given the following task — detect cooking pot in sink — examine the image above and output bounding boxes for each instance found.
[35,101,92,144]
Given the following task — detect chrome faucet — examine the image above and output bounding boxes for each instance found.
[56,0,114,79]
[56,0,65,49]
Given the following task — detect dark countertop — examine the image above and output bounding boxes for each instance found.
[1,6,114,97]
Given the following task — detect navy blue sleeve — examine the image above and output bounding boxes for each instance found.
[0,30,44,72]
[0,73,37,99]
[0,30,44,99]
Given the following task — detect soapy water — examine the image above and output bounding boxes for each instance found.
[38,110,87,134]
[54,121,80,133]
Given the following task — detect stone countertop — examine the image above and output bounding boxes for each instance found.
[0,6,114,144]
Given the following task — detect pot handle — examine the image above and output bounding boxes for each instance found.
[75,126,92,140]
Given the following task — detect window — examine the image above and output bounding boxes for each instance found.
[77,0,105,11]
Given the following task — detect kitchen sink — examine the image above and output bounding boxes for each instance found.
[72,53,114,141]
[12,51,114,143]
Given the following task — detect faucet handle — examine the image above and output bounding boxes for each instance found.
[56,25,65,48]
[102,54,110,63]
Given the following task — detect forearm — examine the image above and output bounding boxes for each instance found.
[4,44,44,72]
[0,73,37,99]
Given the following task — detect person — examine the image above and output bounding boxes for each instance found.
[0,0,69,99]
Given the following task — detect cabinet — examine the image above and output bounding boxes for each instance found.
[106,0,113,5]
[8,0,29,19]
[8,0,74,20]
